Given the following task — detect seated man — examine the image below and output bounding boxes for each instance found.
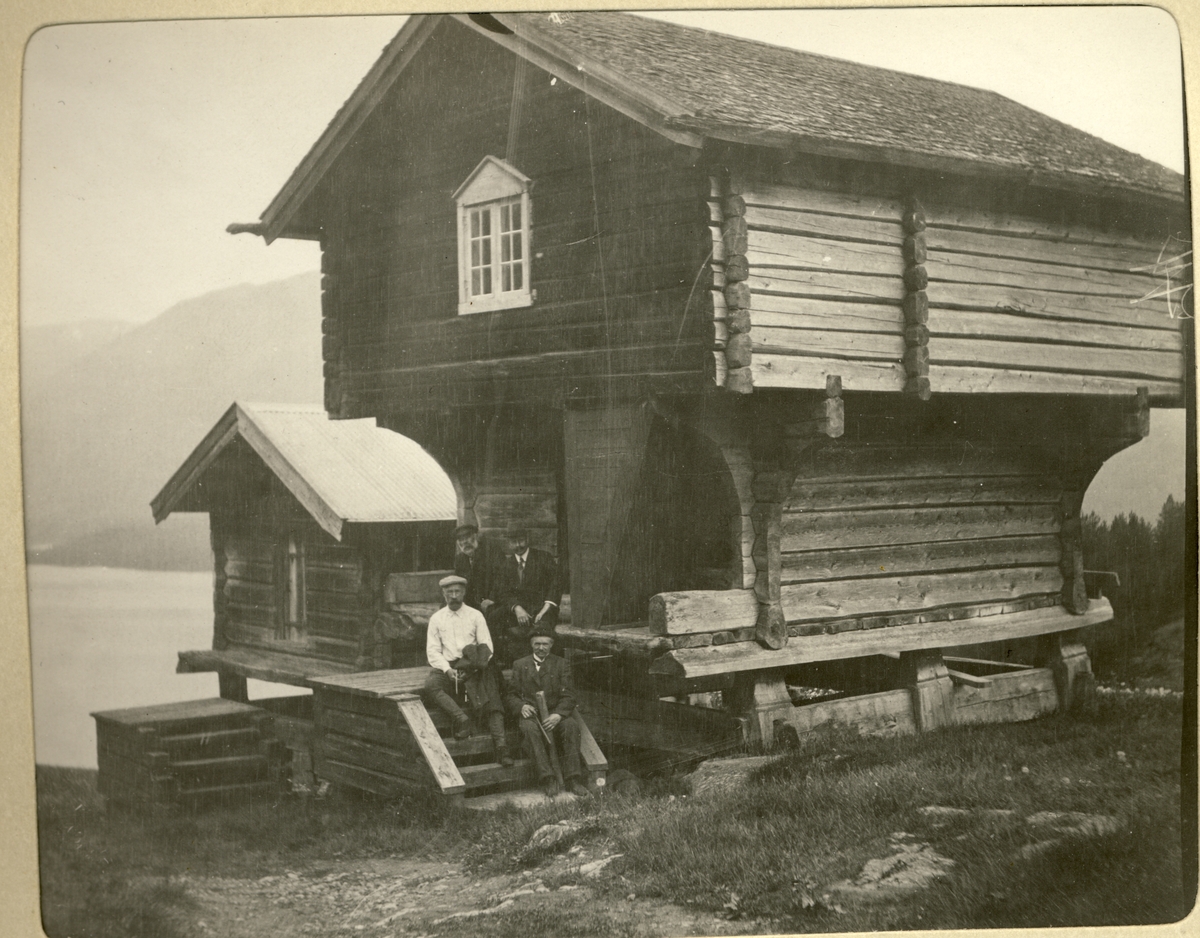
[452,523,502,613]
[505,627,590,798]
[423,575,497,743]
[487,528,560,667]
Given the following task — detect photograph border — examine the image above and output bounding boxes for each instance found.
[3,1,1197,935]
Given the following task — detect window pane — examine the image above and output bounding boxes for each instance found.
[481,239,491,265]
[481,210,490,236]
[502,266,511,292]
[471,241,479,266]
[472,269,481,295]
[470,211,480,238]
[482,267,491,293]
[512,236,521,261]
[512,202,521,230]
[501,237,511,263]
[500,203,511,232]
[513,265,522,290]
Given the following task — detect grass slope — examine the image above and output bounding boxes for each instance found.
[36,691,1188,937]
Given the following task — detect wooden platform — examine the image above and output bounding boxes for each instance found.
[92,698,285,810]
[177,647,356,687]
[649,599,1114,680]
[309,667,608,799]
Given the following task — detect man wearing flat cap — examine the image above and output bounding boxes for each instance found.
[506,626,589,798]
[452,523,502,613]
[487,527,561,667]
[423,574,498,744]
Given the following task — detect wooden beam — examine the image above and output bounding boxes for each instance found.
[390,694,466,796]
[648,598,1114,679]
[648,589,758,635]
[947,669,992,688]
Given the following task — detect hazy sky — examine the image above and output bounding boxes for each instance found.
[20,7,1186,328]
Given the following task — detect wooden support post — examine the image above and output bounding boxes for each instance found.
[218,671,249,703]
[728,670,792,748]
[750,463,792,650]
[1042,632,1095,713]
[903,649,954,733]
[1059,489,1089,614]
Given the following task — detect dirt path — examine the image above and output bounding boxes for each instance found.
[177,851,771,938]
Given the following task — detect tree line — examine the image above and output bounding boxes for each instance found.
[1082,494,1189,675]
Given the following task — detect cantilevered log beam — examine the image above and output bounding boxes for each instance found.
[648,598,1114,680]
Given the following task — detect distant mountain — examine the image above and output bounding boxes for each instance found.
[21,273,323,570]
[20,319,134,390]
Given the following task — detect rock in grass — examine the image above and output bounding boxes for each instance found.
[687,756,780,800]
[522,817,600,860]
[828,837,956,903]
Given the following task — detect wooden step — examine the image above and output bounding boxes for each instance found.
[159,727,263,759]
[460,758,539,793]
[171,754,272,785]
[442,730,524,760]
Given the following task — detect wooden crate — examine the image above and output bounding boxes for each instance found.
[92,698,285,811]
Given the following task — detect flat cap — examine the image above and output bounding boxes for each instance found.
[453,524,479,538]
[438,574,468,588]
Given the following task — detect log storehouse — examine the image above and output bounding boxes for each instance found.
[113,12,1190,808]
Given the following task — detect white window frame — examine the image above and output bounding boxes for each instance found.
[454,156,533,315]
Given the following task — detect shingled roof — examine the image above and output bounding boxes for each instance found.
[260,12,1184,241]
[518,12,1183,197]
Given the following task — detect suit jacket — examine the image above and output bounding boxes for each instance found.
[495,547,561,615]
[453,536,503,610]
[505,652,576,719]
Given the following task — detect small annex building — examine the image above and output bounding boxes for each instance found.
[152,401,458,699]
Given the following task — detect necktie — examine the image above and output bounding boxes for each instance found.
[518,556,525,583]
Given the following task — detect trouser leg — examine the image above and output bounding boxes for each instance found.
[486,711,506,747]
[422,668,467,722]
[518,717,553,780]
[556,714,583,781]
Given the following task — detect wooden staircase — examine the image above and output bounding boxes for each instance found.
[309,669,607,800]
[92,699,285,810]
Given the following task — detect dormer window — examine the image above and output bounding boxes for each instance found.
[454,156,532,315]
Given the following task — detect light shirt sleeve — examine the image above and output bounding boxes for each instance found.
[426,612,451,673]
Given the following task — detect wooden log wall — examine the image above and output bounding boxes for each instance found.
[219,528,375,670]
[921,202,1186,400]
[315,18,712,417]
[723,174,907,394]
[717,170,1186,402]
[779,440,1064,634]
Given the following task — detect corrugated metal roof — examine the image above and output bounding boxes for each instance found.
[153,402,456,539]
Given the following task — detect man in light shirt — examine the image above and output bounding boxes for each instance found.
[423,574,494,740]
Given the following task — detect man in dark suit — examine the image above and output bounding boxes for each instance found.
[487,527,560,666]
[505,627,589,798]
[452,523,502,612]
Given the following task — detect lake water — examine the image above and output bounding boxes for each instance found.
[27,564,306,768]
